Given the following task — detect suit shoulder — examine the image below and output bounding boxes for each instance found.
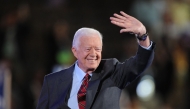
[101,58,119,65]
[98,58,120,70]
[45,64,74,80]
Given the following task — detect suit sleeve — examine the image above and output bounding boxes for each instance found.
[36,76,49,109]
[110,42,155,89]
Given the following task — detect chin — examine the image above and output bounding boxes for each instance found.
[88,65,98,70]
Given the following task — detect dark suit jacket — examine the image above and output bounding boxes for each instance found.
[36,44,155,109]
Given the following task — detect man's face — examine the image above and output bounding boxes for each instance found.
[72,35,102,73]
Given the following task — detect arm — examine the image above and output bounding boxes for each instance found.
[110,44,155,89]
[109,11,155,89]
[110,11,150,47]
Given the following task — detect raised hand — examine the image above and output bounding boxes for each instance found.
[110,11,146,36]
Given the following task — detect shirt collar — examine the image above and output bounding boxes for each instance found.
[74,61,92,82]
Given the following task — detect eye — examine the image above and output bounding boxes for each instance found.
[96,48,102,52]
[86,48,90,51]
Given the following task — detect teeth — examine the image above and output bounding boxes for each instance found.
[87,59,97,62]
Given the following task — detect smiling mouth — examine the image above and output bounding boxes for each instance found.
[87,59,97,62]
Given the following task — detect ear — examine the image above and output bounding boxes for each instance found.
[71,47,78,59]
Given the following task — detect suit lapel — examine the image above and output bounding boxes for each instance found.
[85,70,103,109]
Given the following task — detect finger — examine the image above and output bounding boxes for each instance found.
[111,21,126,28]
[113,13,126,20]
[120,11,131,18]
[110,17,126,23]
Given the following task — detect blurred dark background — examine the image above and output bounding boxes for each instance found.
[0,0,190,109]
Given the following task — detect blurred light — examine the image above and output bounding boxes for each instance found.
[136,75,155,101]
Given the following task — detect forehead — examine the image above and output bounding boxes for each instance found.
[79,35,102,47]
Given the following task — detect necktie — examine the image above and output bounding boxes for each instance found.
[77,74,91,109]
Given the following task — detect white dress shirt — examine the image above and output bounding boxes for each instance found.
[68,62,92,109]
[140,41,153,50]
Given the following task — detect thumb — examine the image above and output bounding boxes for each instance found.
[120,28,133,33]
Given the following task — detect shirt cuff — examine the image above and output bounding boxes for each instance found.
[140,41,153,50]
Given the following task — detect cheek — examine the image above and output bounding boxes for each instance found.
[81,53,88,59]
[98,53,102,58]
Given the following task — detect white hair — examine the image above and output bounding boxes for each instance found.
[72,27,103,49]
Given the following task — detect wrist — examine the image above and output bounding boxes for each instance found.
[138,36,150,47]
[135,32,148,41]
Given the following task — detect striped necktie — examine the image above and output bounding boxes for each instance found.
[77,74,91,109]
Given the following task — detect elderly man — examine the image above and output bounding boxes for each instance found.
[36,11,155,109]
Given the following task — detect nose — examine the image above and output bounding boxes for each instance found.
[89,48,96,57]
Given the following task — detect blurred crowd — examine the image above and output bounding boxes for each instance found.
[0,0,190,109]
